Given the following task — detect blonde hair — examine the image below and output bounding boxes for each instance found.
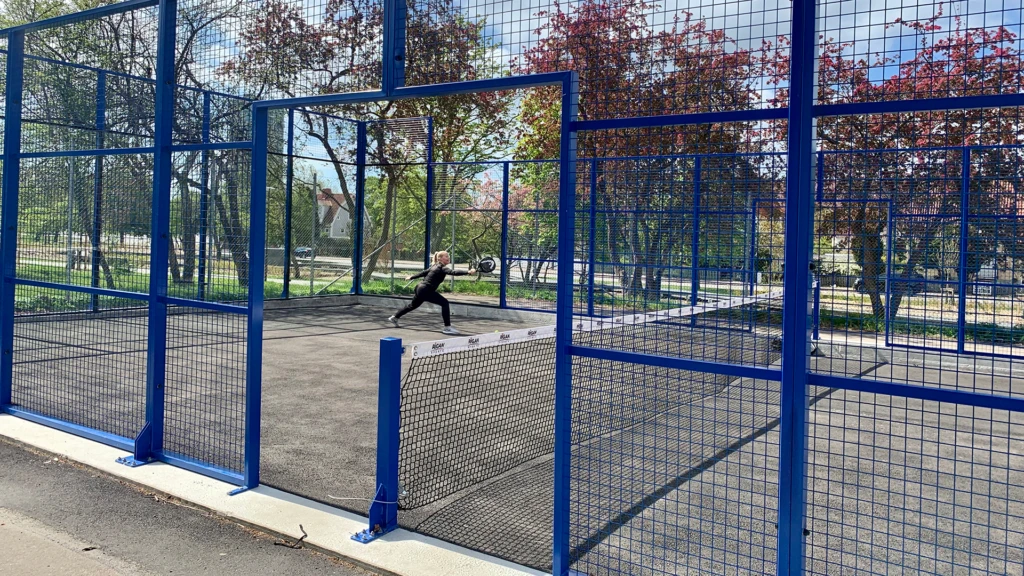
[433,251,450,264]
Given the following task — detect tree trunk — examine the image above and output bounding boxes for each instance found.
[531,246,556,284]
[168,238,183,284]
[887,231,933,321]
[178,160,198,283]
[361,165,398,285]
[212,157,250,287]
[628,213,642,300]
[850,219,887,319]
[71,179,117,290]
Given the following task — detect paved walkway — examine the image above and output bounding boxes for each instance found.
[0,438,374,576]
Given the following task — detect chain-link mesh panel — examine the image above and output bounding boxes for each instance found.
[404,0,788,122]
[167,148,254,303]
[816,3,1024,105]
[176,0,383,107]
[506,161,559,310]
[423,161,500,302]
[275,110,361,297]
[10,288,148,440]
[966,148,1024,357]
[163,306,248,473]
[805,392,1024,575]
[17,152,153,300]
[361,117,432,295]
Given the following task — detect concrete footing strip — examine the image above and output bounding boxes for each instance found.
[0,414,547,576]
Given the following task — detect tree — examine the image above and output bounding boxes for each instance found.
[221,0,516,286]
[767,10,1024,319]
[516,0,777,302]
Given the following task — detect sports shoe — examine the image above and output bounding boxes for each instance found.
[388,316,400,327]
[441,326,461,335]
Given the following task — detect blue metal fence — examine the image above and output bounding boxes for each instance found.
[0,2,262,492]
[6,0,1024,574]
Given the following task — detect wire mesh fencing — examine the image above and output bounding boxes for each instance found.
[1,6,263,487]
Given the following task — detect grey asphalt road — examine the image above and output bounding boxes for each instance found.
[0,438,377,576]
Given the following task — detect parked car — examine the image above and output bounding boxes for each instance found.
[294,246,315,259]
[854,271,925,295]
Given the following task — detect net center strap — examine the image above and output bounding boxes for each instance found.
[407,290,784,359]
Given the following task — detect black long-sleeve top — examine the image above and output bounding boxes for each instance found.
[409,264,470,290]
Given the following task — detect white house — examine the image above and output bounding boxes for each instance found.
[317,189,352,239]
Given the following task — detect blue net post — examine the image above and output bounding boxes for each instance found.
[552,72,578,576]
[424,117,434,270]
[587,160,597,317]
[352,121,366,294]
[777,0,817,569]
[690,156,702,326]
[500,161,510,308]
[0,30,25,410]
[354,337,402,543]
[240,105,269,493]
[89,71,106,312]
[281,108,294,299]
[957,147,971,354]
[197,91,211,302]
[137,0,177,458]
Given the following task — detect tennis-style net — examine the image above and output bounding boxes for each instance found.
[398,291,783,510]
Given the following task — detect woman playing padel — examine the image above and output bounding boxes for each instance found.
[389,251,475,334]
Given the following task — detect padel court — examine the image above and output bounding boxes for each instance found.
[15,294,1019,573]
[4,1,1024,575]
[256,294,1023,573]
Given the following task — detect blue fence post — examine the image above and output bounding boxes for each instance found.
[197,91,211,302]
[957,147,972,354]
[500,161,510,308]
[884,201,894,345]
[552,71,579,576]
[353,336,402,543]
[777,0,817,569]
[424,117,434,269]
[352,121,367,294]
[587,159,597,317]
[690,156,702,326]
[127,0,177,466]
[381,0,406,95]
[282,108,294,299]
[0,30,26,410]
[240,105,269,492]
[90,71,106,312]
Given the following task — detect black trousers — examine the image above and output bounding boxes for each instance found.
[394,284,451,326]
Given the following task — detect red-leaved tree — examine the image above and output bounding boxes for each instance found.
[766,8,1024,318]
[516,0,778,300]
